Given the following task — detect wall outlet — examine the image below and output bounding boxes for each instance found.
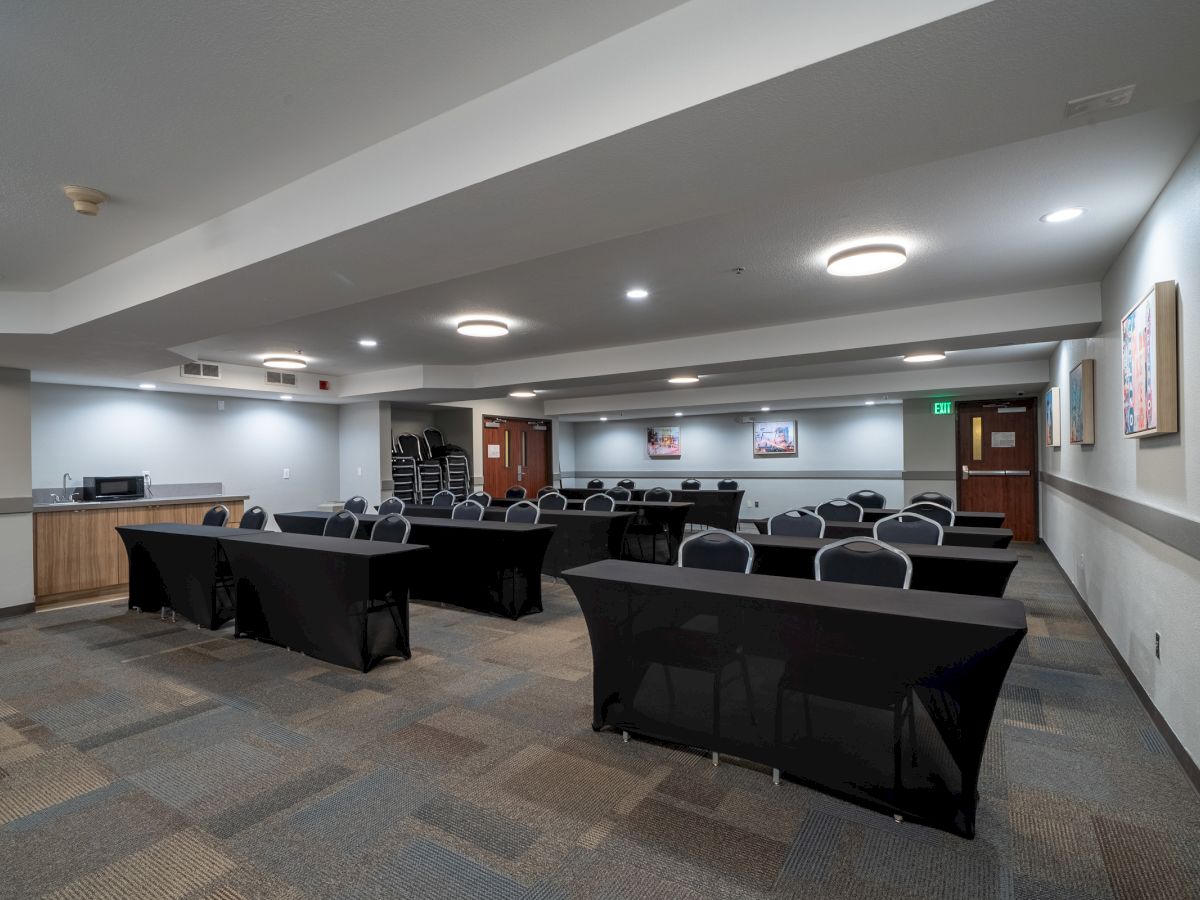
[1155,632,1161,660]
[217,400,225,411]
[356,465,362,477]
[282,468,290,480]
[142,470,150,479]
[754,500,760,508]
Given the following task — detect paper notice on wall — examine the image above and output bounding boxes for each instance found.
[991,431,1016,448]
[487,444,501,458]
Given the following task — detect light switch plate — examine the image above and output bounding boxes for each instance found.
[282,468,290,480]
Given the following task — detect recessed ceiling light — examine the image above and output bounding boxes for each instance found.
[263,355,308,369]
[826,244,907,277]
[668,376,700,384]
[358,338,378,347]
[600,417,608,421]
[509,391,537,398]
[674,411,683,417]
[280,395,293,401]
[865,400,876,406]
[903,351,947,363]
[138,383,156,390]
[1040,207,1084,223]
[761,406,771,412]
[456,318,509,337]
[625,287,650,300]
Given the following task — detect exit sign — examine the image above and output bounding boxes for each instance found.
[932,401,953,415]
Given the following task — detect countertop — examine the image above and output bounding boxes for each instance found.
[32,494,249,512]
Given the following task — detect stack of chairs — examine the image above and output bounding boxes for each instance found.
[423,427,472,502]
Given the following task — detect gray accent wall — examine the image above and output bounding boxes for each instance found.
[1040,134,1200,766]
[0,368,33,612]
[902,398,958,506]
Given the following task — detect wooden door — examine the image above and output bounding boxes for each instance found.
[481,417,552,498]
[955,400,1038,542]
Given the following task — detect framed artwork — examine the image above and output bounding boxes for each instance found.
[1069,359,1095,445]
[752,420,797,457]
[1121,281,1179,438]
[646,425,681,459]
[1044,387,1061,448]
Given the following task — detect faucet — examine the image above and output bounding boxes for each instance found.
[61,473,72,503]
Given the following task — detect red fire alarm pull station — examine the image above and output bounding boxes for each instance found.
[319,380,330,391]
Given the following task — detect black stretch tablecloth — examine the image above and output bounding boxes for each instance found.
[564,500,692,564]
[117,524,242,629]
[804,506,1006,529]
[404,504,633,577]
[559,488,741,530]
[564,559,1026,838]
[220,531,425,672]
[743,518,1013,549]
[274,510,378,539]
[745,534,1018,597]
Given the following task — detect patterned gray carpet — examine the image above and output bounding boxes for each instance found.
[1,544,1198,899]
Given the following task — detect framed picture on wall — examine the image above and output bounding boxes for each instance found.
[1044,387,1061,448]
[1121,280,1179,438]
[647,425,681,459]
[1069,359,1095,445]
[752,420,797,457]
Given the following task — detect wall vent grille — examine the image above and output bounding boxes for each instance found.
[265,371,297,386]
[181,361,221,379]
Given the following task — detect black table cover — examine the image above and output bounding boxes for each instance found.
[404,504,634,577]
[745,534,1018,597]
[564,559,1026,838]
[275,510,378,540]
[563,500,692,564]
[743,518,1013,549]
[117,524,241,629]
[559,488,742,530]
[804,506,1006,529]
[220,531,426,672]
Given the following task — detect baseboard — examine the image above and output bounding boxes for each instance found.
[0,601,35,619]
[1040,540,1200,797]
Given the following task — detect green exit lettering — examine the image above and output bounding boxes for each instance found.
[932,401,953,415]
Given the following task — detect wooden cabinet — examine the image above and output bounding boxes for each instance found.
[34,499,244,605]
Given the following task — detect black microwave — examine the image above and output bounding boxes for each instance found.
[82,475,146,502]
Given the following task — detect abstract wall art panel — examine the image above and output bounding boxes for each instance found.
[1069,359,1095,445]
[1121,281,1178,438]
[647,425,681,459]
[752,420,797,457]
[1044,387,1061,448]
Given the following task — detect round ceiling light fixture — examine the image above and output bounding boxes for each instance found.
[625,287,650,300]
[358,338,377,347]
[674,411,683,417]
[600,416,608,421]
[456,318,509,338]
[263,355,308,369]
[280,395,294,401]
[902,351,947,363]
[865,400,876,406]
[509,390,537,398]
[1040,207,1084,223]
[668,376,700,384]
[138,383,156,390]
[826,243,907,277]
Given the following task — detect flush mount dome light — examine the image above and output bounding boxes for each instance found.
[761,406,770,411]
[600,416,608,421]
[509,390,537,398]
[674,411,683,417]
[668,376,700,384]
[1040,207,1084,223]
[358,338,377,347]
[826,243,907,277]
[456,318,508,337]
[280,395,294,401]
[263,355,307,369]
[903,351,947,363]
[625,287,650,300]
[138,383,156,390]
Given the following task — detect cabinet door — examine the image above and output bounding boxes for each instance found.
[35,508,124,597]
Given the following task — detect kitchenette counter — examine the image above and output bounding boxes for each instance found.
[33,494,248,512]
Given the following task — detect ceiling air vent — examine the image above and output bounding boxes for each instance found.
[180,361,221,379]
[265,371,297,386]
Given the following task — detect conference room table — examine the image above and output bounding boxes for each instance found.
[557,487,744,530]
[403,504,634,577]
[221,531,425,671]
[745,533,1018,597]
[567,500,692,564]
[563,559,1027,839]
[117,523,241,629]
[275,511,555,619]
[803,506,1006,529]
[742,518,1013,549]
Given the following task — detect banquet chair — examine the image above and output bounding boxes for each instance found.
[505,501,540,524]
[617,479,636,490]
[323,510,359,539]
[537,486,557,497]
[343,496,369,515]
[644,487,672,502]
[910,491,954,510]
[902,502,955,528]
[370,513,411,544]
[606,487,632,501]
[430,490,455,508]
[847,489,887,509]
[716,479,739,490]
[587,479,605,489]
[467,491,493,507]
[629,487,673,560]
[767,509,825,538]
[677,529,755,573]
[583,493,616,512]
[378,497,405,515]
[874,512,943,546]
[451,499,486,521]
[505,486,527,500]
[538,492,569,510]
[239,506,268,530]
[681,478,702,490]
[814,498,864,523]
[202,505,230,527]
[814,538,911,589]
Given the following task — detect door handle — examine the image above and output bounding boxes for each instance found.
[517,464,524,482]
[961,465,969,481]
[964,469,1031,476]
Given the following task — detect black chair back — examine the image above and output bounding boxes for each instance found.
[911,491,954,510]
[430,490,455,508]
[587,479,605,489]
[370,513,411,544]
[537,486,556,497]
[451,500,485,521]
[874,512,943,546]
[644,487,672,502]
[815,499,864,522]
[395,433,425,459]
[767,509,825,538]
[423,427,445,454]
[538,492,569,510]
[505,486,527,500]
[902,502,955,527]
[681,479,701,490]
[202,505,230,527]
[847,489,886,509]
[677,529,755,573]
[815,538,911,589]
[343,496,369,515]
[605,487,631,501]
[239,506,268,530]
[323,510,359,539]
[505,501,540,524]
[467,491,492,507]
[378,497,405,515]
[583,493,616,512]
[617,479,636,489]
[716,479,738,490]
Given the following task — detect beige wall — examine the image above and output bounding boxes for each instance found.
[901,398,957,505]
[0,368,33,612]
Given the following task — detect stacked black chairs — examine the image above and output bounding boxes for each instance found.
[847,489,887,509]
[815,498,864,522]
[430,490,455,508]
[451,500,486,521]
[617,479,636,490]
[202,505,230,527]
[677,529,755,574]
[716,479,739,490]
[874,512,943,546]
[323,510,359,539]
[343,496,369,515]
[505,501,540,524]
[239,506,268,530]
[814,537,912,589]
[903,502,955,528]
[538,492,569,510]
[681,478,702,489]
[505,486,527,500]
[767,509,825,537]
[583,494,616,512]
[467,491,493,507]
[370,513,411,544]
[911,491,954,510]
[378,497,405,515]
[587,479,605,489]
[606,487,632,501]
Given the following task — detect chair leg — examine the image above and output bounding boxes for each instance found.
[772,768,781,786]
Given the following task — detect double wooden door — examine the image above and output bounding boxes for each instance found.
[955,400,1038,542]
[481,417,552,498]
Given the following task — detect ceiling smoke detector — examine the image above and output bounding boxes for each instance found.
[63,185,109,216]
